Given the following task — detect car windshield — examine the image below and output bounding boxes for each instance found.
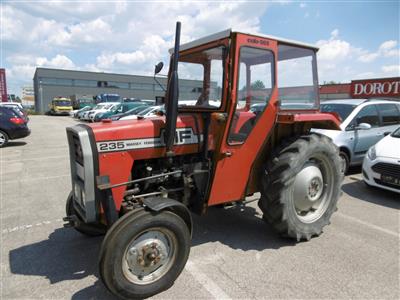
[93,104,106,110]
[111,104,122,113]
[54,100,71,106]
[106,95,121,102]
[320,103,356,122]
[391,127,400,138]
[126,106,148,115]
[137,106,155,116]
[106,104,117,110]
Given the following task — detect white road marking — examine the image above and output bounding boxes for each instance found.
[337,212,399,238]
[3,174,70,184]
[1,219,63,234]
[185,261,231,300]
[1,155,68,163]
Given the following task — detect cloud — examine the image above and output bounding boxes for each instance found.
[358,52,379,63]
[382,65,400,74]
[4,1,270,95]
[316,29,400,83]
[316,30,351,61]
[357,39,399,63]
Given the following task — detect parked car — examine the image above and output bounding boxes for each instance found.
[250,103,266,115]
[119,105,165,120]
[0,106,30,147]
[362,126,400,193]
[94,102,149,122]
[0,102,29,121]
[81,102,119,122]
[70,105,91,118]
[313,99,400,173]
[110,105,150,121]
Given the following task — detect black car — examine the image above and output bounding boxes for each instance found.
[0,106,31,147]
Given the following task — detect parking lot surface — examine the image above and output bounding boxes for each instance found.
[1,116,399,299]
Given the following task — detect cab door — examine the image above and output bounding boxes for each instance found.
[208,34,278,205]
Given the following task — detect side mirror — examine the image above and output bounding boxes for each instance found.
[154,62,164,74]
[355,123,372,130]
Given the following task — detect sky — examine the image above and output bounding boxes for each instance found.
[1,0,399,96]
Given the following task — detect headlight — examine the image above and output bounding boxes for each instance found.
[367,146,376,160]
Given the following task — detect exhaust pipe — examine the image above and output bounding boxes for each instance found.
[164,21,181,156]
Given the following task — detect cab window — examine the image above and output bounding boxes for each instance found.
[228,46,274,144]
[177,46,225,109]
[278,44,318,110]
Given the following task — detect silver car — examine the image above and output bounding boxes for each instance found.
[313,99,400,173]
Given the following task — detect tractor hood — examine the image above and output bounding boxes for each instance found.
[86,115,204,156]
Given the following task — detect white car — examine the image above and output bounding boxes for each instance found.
[81,102,120,122]
[362,126,400,193]
[120,105,165,120]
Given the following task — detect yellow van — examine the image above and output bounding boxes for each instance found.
[49,97,73,115]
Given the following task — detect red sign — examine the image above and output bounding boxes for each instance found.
[0,69,7,102]
[351,77,400,99]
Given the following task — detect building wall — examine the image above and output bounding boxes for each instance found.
[33,68,202,113]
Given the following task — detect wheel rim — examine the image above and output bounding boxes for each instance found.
[0,132,5,145]
[339,154,347,173]
[122,227,177,285]
[293,154,334,223]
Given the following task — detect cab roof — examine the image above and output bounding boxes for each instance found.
[170,29,319,53]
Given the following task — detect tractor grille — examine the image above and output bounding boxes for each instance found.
[72,134,84,166]
[371,163,400,178]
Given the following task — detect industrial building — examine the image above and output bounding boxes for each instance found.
[33,68,203,113]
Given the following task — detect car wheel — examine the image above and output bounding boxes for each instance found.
[339,151,350,174]
[0,130,9,147]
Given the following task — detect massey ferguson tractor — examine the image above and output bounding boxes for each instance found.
[64,22,342,299]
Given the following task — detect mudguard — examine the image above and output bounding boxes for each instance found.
[143,197,193,236]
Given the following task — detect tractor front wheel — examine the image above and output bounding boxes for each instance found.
[99,209,190,299]
[259,134,342,241]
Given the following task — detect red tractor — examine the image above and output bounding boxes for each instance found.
[64,22,342,299]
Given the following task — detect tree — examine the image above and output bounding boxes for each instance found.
[251,80,265,89]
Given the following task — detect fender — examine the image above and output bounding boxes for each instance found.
[277,112,341,130]
[143,197,193,236]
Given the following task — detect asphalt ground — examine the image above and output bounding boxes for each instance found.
[1,115,399,299]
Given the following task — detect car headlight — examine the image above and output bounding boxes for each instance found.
[367,146,376,160]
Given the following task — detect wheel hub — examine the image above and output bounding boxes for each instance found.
[293,163,324,212]
[124,230,171,282]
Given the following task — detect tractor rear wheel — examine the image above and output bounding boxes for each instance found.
[66,191,106,236]
[259,134,342,241]
[99,209,190,299]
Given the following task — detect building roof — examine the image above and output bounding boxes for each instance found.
[170,29,319,53]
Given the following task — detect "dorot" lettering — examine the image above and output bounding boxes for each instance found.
[353,80,400,96]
